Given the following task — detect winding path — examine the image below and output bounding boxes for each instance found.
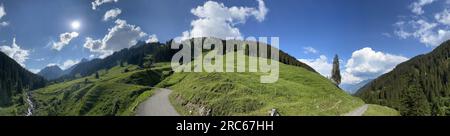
[135,88,369,116]
[135,88,180,116]
[342,104,368,116]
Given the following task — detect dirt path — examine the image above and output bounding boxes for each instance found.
[135,88,180,116]
[342,104,368,116]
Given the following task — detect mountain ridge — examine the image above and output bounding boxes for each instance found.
[341,79,373,94]
[37,58,88,80]
[356,40,450,116]
[0,52,46,107]
[64,38,316,80]
[38,65,63,80]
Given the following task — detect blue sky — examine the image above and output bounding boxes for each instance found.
[0,0,448,85]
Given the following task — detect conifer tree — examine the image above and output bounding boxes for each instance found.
[331,54,341,85]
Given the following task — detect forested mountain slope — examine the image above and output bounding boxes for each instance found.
[356,40,450,116]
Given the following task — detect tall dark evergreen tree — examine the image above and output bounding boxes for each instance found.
[120,61,124,67]
[331,54,341,85]
[401,84,431,116]
[95,72,99,79]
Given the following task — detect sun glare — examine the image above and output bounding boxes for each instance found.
[71,21,81,30]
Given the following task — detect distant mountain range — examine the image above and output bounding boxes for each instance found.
[38,58,88,80]
[356,40,450,116]
[38,65,63,80]
[340,79,372,94]
[0,52,46,106]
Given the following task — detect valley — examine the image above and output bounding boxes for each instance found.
[1,38,400,116]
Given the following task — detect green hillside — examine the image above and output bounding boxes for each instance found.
[0,52,46,107]
[159,54,367,116]
[4,38,402,116]
[356,40,450,116]
[31,63,172,116]
[363,104,400,116]
[30,59,398,116]
[0,52,46,115]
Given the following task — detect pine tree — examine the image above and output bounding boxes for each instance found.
[401,84,431,116]
[331,54,341,85]
[95,72,99,79]
[120,61,124,67]
[143,55,154,68]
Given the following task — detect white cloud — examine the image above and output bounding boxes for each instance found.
[303,46,318,54]
[341,71,363,85]
[83,19,148,58]
[99,19,146,51]
[52,32,79,51]
[410,0,435,15]
[395,0,450,47]
[83,37,112,58]
[178,0,268,41]
[46,63,58,67]
[419,29,450,46]
[28,69,40,74]
[146,34,158,43]
[46,59,80,70]
[0,21,7,27]
[60,59,80,70]
[254,0,268,22]
[395,18,450,47]
[299,48,408,85]
[342,47,408,84]
[382,32,392,38]
[103,8,121,21]
[298,55,332,78]
[0,4,5,19]
[83,37,103,52]
[435,9,450,25]
[0,38,30,67]
[35,58,45,61]
[0,4,8,27]
[91,0,118,10]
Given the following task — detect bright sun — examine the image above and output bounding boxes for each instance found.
[71,21,80,30]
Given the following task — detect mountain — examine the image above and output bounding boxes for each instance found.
[39,58,88,80]
[26,38,400,116]
[62,58,88,75]
[162,55,367,115]
[32,65,159,116]
[356,40,450,116]
[67,38,315,79]
[340,79,372,94]
[38,65,63,80]
[67,42,174,78]
[0,52,46,106]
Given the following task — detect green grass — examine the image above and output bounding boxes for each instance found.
[24,53,399,116]
[0,93,30,116]
[31,64,170,116]
[160,54,366,116]
[0,105,26,116]
[363,104,400,116]
[0,107,16,116]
